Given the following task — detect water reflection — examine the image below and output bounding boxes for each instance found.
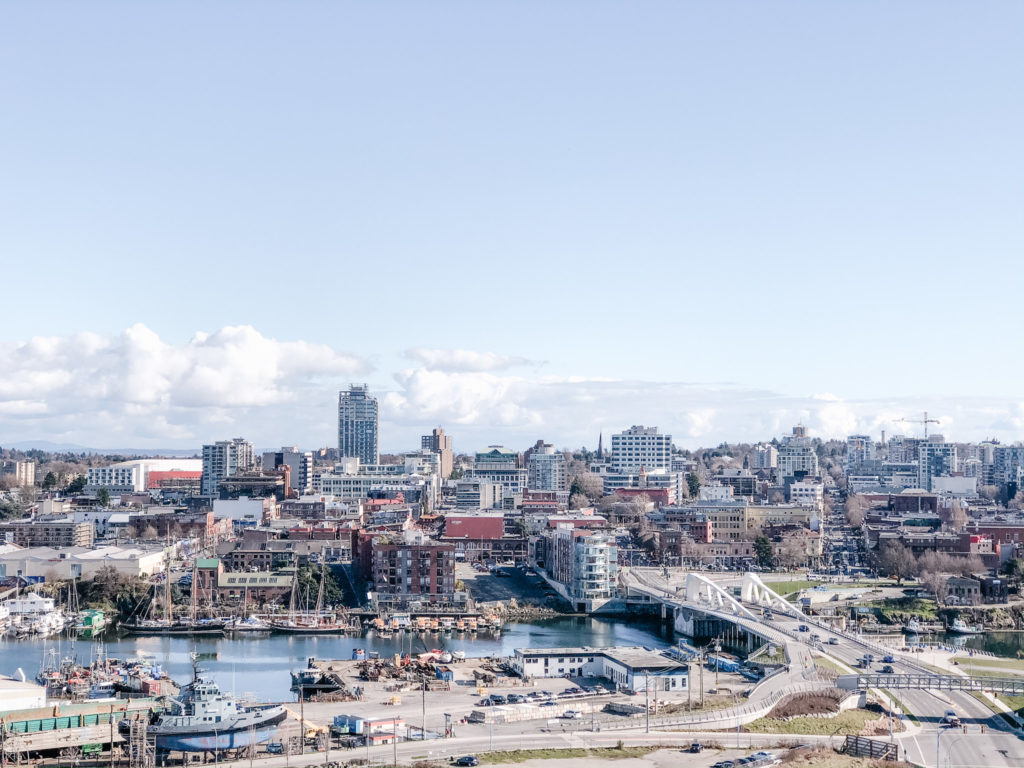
[0,617,671,701]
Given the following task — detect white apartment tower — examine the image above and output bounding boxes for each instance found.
[527,444,567,492]
[610,426,672,474]
[201,438,256,497]
[917,439,957,491]
[338,384,379,465]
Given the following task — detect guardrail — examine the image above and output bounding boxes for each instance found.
[599,681,829,731]
[836,673,1024,696]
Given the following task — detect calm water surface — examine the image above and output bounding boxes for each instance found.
[0,617,671,702]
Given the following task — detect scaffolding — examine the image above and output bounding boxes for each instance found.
[128,719,155,768]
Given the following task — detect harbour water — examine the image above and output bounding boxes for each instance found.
[0,617,672,702]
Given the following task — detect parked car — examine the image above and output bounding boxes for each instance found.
[688,743,704,753]
[265,743,284,755]
[452,757,479,767]
[489,695,507,705]
[539,700,556,707]
[561,710,582,719]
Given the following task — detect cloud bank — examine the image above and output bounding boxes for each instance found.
[1,328,1022,451]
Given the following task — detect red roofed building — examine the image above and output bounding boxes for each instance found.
[443,513,505,540]
[147,470,202,492]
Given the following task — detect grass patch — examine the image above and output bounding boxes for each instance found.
[814,657,849,674]
[956,657,1024,673]
[761,579,822,597]
[742,709,877,736]
[478,745,665,764]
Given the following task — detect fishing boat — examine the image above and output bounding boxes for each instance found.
[948,617,983,635]
[120,654,286,753]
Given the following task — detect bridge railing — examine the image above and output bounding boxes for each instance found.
[836,673,1024,696]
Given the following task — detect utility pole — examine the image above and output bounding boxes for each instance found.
[421,680,426,739]
[699,651,705,708]
[645,670,650,733]
[299,684,305,756]
[687,659,692,711]
[392,717,397,767]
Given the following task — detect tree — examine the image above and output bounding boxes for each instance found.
[41,472,57,491]
[569,492,590,510]
[938,499,967,531]
[686,473,701,498]
[979,485,1000,501]
[876,541,918,584]
[845,494,867,527]
[96,488,111,507]
[920,570,949,603]
[754,536,774,569]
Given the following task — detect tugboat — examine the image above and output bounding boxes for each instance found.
[903,618,928,635]
[120,654,287,752]
[948,617,983,635]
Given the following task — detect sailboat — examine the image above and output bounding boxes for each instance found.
[226,585,272,634]
[122,557,225,636]
[271,562,347,634]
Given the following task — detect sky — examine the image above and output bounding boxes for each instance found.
[1,2,1022,453]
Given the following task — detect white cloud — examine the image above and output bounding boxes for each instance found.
[0,324,369,446]
[381,369,1024,452]
[2,328,1022,452]
[404,348,533,372]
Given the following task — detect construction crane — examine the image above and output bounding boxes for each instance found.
[896,411,941,438]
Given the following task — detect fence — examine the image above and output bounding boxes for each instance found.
[843,734,898,761]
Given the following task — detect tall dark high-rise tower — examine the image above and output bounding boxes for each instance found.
[338,384,379,465]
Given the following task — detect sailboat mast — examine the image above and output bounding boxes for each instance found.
[165,551,172,624]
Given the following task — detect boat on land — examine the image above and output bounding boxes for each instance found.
[120,654,286,753]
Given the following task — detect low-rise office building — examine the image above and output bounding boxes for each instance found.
[511,646,688,693]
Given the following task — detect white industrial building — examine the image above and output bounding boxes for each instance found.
[511,646,688,693]
[87,458,202,494]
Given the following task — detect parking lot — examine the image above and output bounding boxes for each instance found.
[458,563,570,609]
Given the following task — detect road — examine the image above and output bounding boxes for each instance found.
[622,568,1024,768]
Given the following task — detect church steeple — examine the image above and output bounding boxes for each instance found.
[596,432,604,459]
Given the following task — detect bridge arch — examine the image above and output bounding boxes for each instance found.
[685,573,758,620]
[741,573,803,617]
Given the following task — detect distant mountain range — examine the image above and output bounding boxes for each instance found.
[3,440,199,457]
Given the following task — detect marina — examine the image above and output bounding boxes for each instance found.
[0,617,672,703]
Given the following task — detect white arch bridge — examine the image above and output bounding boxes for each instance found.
[623,570,808,652]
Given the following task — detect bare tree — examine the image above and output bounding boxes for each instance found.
[979,485,1000,501]
[845,494,867,527]
[876,541,918,584]
[568,492,589,510]
[920,570,948,603]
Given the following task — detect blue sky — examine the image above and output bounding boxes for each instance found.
[1,3,1022,451]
